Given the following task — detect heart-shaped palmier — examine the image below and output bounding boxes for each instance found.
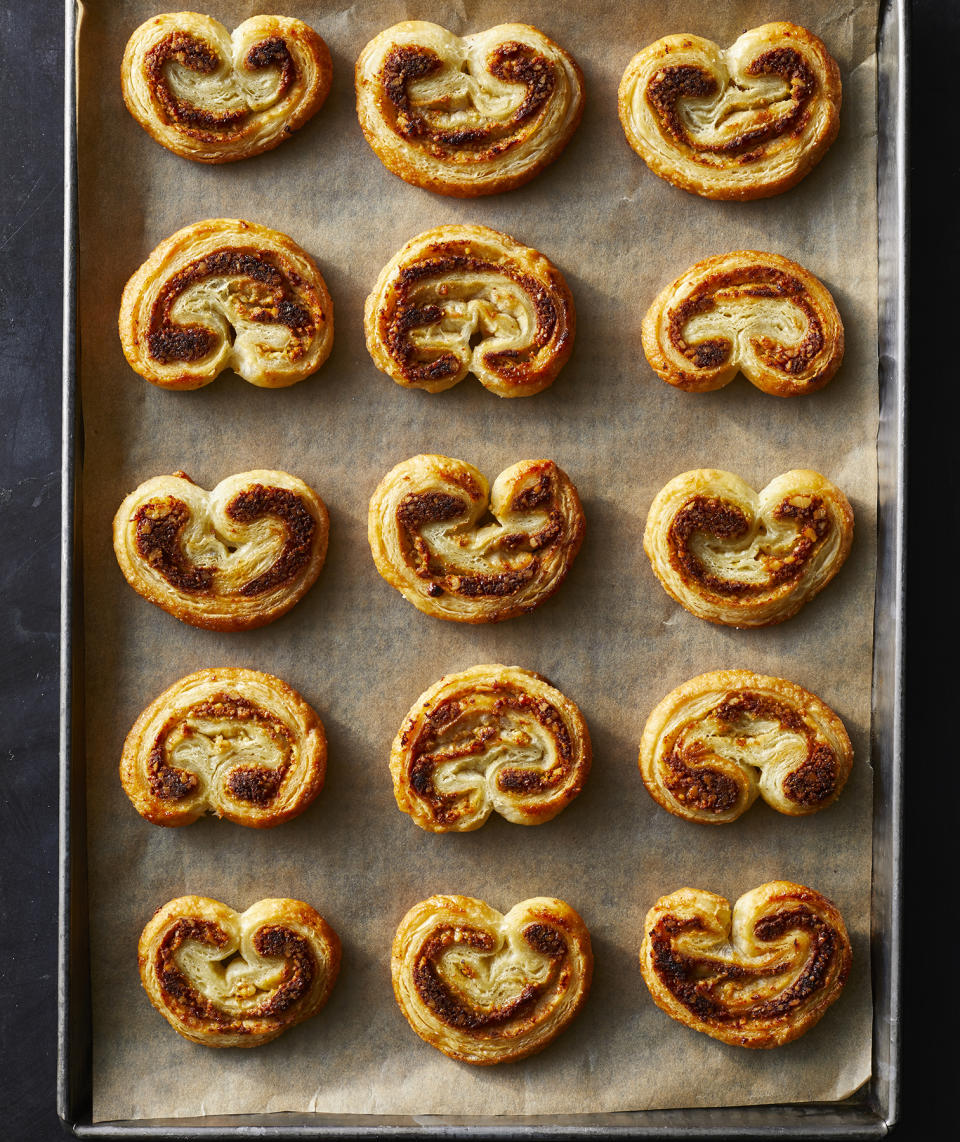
[368,455,585,623]
[639,670,853,824]
[122,12,332,163]
[618,22,841,200]
[113,469,328,631]
[365,225,575,397]
[119,219,334,389]
[391,664,591,832]
[392,894,592,1064]
[121,668,326,828]
[355,21,583,196]
[639,881,851,1047]
[643,469,853,627]
[139,895,340,1047]
[642,251,843,396]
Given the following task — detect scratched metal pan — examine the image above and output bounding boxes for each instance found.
[57,0,907,1134]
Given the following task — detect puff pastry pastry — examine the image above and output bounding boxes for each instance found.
[392,895,592,1064]
[368,455,585,623]
[113,469,328,631]
[391,665,590,832]
[121,668,326,828]
[121,13,332,163]
[139,895,340,1047]
[642,251,843,396]
[618,23,841,200]
[639,671,852,824]
[643,469,853,627]
[355,21,584,196]
[119,219,333,389]
[639,881,851,1047]
[364,225,574,397]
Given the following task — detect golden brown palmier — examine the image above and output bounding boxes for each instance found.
[368,454,585,623]
[119,219,333,389]
[642,251,843,396]
[355,21,583,197]
[121,13,332,163]
[139,895,340,1047]
[392,895,592,1064]
[639,881,851,1047]
[113,469,328,631]
[391,665,591,832]
[639,671,852,824]
[364,225,575,397]
[121,668,326,828]
[618,22,841,200]
[643,469,853,627]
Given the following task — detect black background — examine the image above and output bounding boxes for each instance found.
[0,1,950,1137]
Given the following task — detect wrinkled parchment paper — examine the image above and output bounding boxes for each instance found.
[77,0,879,1122]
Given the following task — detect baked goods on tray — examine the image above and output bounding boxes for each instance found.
[391,664,591,831]
[368,454,585,622]
[643,468,854,627]
[121,668,326,827]
[391,894,592,1063]
[639,881,851,1047]
[121,12,332,163]
[119,218,334,389]
[139,895,341,1046]
[355,21,583,196]
[642,251,844,396]
[365,225,575,397]
[639,670,852,823]
[113,469,329,631]
[618,22,841,200]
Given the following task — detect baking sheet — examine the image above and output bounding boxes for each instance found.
[76,0,879,1123]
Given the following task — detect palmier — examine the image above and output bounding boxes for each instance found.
[391,665,590,832]
[139,895,340,1047]
[643,469,853,627]
[121,13,332,163]
[368,455,585,623]
[121,668,326,828]
[642,251,843,396]
[639,881,851,1047]
[355,21,584,197]
[119,218,333,389]
[364,225,574,397]
[392,894,592,1064]
[113,469,328,631]
[618,22,841,200]
[639,670,852,824]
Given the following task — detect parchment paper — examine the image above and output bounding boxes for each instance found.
[77,0,880,1122]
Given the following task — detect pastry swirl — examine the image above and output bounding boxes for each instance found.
[119,218,334,389]
[392,895,592,1064]
[618,23,841,200]
[364,225,575,397]
[368,455,585,623]
[391,665,591,832]
[642,251,843,396]
[355,21,584,197]
[121,13,332,164]
[639,881,851,1047]
[113,469,329,631]
[121,668,326,828]
[639,671,852,824]
[643,469,853,627]
[139,895,340,1047]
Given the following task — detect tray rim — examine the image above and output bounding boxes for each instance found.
[57,0,907,1134]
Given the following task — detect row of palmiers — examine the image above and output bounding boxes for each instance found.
[124,15,841,203]
[119,219,845,399]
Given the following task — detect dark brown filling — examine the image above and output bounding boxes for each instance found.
[134,496,215,593]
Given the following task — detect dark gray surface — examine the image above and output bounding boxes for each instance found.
[0,0,948,1137]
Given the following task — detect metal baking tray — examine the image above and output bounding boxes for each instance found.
[57,0,907,1134]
